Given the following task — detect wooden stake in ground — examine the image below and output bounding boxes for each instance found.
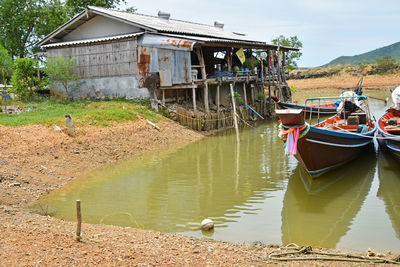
[76,200,82,242]
[65,114,75,137]
[229,83,240,142]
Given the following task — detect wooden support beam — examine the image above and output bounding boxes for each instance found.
[243,82,248,109]
[162,89,165,104]
[226,48,232,72]
[251,84,255,105]
[195,47,209,113]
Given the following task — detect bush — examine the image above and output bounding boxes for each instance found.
[45,56,79,99]
[10,58,45,99]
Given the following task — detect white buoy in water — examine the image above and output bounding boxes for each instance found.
[201,218,214,231]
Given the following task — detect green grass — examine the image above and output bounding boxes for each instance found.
[0,98,161,127]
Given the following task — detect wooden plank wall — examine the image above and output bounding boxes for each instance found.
[47,38,139,79]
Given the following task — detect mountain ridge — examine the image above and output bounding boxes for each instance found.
[323,41,400,66]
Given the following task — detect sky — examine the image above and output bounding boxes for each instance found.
[120,0,400,67]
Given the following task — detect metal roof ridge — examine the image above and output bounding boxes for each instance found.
[87,6,234,31]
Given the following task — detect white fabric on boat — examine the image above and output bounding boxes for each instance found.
[336,91,362,113]
[391,85,400,110]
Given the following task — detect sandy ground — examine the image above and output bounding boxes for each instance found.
[1,88,399,266]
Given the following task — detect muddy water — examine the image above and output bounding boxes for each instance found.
[39,89,400,252]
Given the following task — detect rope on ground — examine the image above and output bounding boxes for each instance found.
[268,243,400,264]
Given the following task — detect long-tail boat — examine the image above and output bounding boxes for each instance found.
[377,108,400,159]
[278,77,365,117]
[278,101,337,116]
[276,95,376,177]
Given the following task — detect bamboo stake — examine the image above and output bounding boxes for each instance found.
[76,200,82,242]
[229,83,240,142]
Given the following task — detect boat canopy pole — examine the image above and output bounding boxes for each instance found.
[305,95,368,101]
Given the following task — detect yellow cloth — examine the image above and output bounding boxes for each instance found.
[236,48,245,64]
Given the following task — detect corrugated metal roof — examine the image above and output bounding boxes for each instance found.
[87,6,263,43]
[42,32,144,48]
[38,6,298,51]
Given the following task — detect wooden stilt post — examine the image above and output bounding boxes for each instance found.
[243,82,248,109]
[76,200,82,242]
[216,83,220,113]
[229,83,240,142]
[195,47,209,113]
[162,89,165,104]
[192,87,197,112]
[251,83,255,104]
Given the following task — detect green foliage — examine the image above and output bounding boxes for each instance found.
[375,56,398,74]
[66,0,127,14]
[290,85,296,93]
[0,44,13,84]
[45,56,79,99]
[125,6,137,13]
[271,35,303,70]
[257,92,265,100]
[243,58,259,69]
[228,91,244,103]
[10,58,43,99]
[0,99,160,126]
[0,0,70,58]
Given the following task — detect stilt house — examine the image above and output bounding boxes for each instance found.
[38,6,298,130]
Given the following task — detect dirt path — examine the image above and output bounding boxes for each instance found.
[0,103,396,266]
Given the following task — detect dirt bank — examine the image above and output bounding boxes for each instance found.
[0,106,396,266]
[288,73,400,92]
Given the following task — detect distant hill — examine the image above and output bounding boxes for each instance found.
[323,41,400,66]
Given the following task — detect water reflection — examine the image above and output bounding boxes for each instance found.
[39,121,295,233]
[377,151,400,238]
[281,152,376,248]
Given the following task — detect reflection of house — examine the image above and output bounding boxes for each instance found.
[38,6,298,130]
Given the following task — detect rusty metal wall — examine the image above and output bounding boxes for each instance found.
[138,46,192,87]
[138,34,194,87]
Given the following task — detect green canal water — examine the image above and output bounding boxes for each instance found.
[39,89,400,252]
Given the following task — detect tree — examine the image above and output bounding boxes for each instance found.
[0,44,13,84]
[375,56,397,74]
[271,35,303,71]
[66,0,127,14]
[0,0,70,58]
[45,56,79,99]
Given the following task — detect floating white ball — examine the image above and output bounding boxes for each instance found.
[201,218,214,231]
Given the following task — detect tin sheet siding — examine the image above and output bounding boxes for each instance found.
[158,49,172,86]
[172,50,191,84]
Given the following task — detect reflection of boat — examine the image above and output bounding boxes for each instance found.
[281,152,376,248]
[276,95,376,176]
[377,108,400,160]
[278,101,337,116]
[377,151,400,238]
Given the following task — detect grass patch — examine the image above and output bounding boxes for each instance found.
[0,98,161,127]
